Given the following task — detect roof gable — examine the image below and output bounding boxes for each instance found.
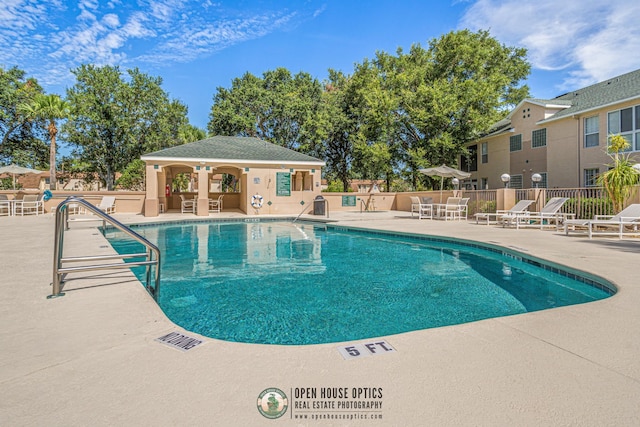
[142,136,324,165]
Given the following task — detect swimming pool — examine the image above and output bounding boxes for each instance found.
[105,220,614,345]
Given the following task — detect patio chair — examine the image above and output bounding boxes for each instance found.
[15,194,43,216]
[441,197,462,220]
[456,197,470,220]
[564,204,640,239]
[208,195,224,213]
[179,194,196,214]
[503,197,570,230]
[0,195,10,216]
[95,196,116,214]
[410,196,433,219]
[474,200,534,225]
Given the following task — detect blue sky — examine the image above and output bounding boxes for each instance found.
[2,0,640,132]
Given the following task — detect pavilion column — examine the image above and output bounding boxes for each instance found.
[196,167,210,216]
[144,164,160,217]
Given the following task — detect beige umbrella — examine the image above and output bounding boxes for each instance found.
[0,164,44,190]
[419,165,471,203]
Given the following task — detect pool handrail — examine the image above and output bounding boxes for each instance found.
[50,196,161,300]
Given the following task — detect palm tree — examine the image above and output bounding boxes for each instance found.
[598,134,640,213]
[19,94,70,190]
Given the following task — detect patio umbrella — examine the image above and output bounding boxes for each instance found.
[419,165,471,203]
[0,164,44,190]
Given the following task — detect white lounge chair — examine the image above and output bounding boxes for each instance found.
[475,200,534,225]
[179,194,196,214]
[503,197,571,230]
[564,204,640,239]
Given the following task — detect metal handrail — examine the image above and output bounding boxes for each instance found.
[50,196,161,300]
[293,198,329,222]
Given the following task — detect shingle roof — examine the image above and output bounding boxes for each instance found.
[541,68,640,122]
[142,136,324,165]
[479,68,640,136]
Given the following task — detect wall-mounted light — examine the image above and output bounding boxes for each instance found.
[500,173,511,188]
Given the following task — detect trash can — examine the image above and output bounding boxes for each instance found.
[313,195,325,215]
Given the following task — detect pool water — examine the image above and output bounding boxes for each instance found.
[105,221,613,345]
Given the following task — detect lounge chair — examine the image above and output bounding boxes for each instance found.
[503,197,571,230]
[564,204,640,239]
[208,195,223,213]
[96,196,116,214]
[179,194,196,214]
[474,200,534,225]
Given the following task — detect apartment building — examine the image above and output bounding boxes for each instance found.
[462,69,640,189]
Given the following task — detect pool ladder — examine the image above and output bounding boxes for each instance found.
[49,196,161,300]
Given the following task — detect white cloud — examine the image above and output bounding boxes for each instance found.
[460,0,640,91]
[102,13,120,28]
[0,0,315,87]
[134,9,300,64]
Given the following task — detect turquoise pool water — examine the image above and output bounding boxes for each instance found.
[105,220,614,345]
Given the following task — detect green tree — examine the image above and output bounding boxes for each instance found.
[208,68,324,152]
[0,66,47,166]
[316,70,356,191]
[19,94,70,190]
[116,159,146,190]
[179,124,207,143]
[63,65,190,189]
[349,30,530,188]
[171,173,190,192]
[598,134,640,213]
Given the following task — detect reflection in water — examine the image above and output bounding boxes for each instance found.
[155,222,325,278]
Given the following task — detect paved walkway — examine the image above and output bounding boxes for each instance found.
[1,210,639,426]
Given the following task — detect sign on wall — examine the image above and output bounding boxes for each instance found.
[342,195,356,206]
[276,172,291,196]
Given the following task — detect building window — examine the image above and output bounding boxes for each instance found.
[584,168,599,187]
[584,116,599,147]
[531,128,547,148]
[608,105,640,151]
[509,134,522,152]
[481,177,488,190]
[461,145,478,172]
[535,172,548,188]
[509,174,523,189]
[481,142,488,163]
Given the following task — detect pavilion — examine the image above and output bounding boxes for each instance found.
[141,136,325,216]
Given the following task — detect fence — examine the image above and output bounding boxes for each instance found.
[544,187,613,219]
[462,187,615,219]
[464,190,497,216]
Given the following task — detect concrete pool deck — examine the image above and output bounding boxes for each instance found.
[1,210,639,426]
